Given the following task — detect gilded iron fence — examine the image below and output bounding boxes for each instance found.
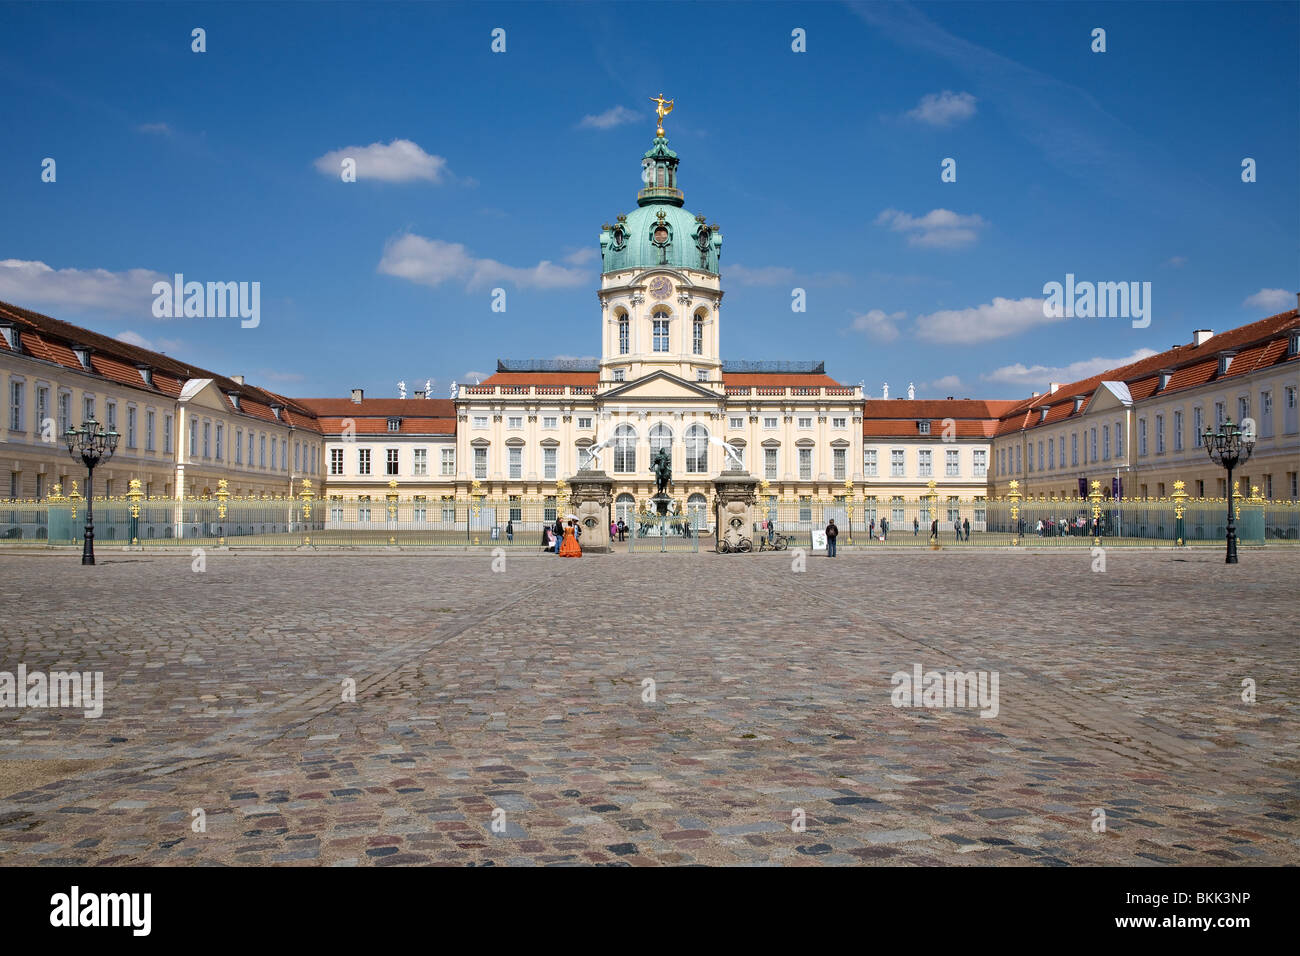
[1,493,1297,549]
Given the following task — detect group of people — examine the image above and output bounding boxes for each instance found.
[1032,515,1093,537]
[542,517,583,557]
[608,518,629,542]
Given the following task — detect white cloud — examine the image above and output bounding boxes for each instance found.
[849,309,905,342]
[924,375,965,393]
[578,106,640,130]
[981,348,1159,389]
[135,122,172,136]
[563,248,598,266]
[377,234,588,291]
[114,330,182,352]
[905,90,977,126]
[313,139,449,183]
[727,264,796,286]
[876,208,987,248]
[915,296,1060,344]
[463,370,488,383]
[1242,288,1292,311]
[0,259,166,315]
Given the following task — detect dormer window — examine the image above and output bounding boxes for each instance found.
[387,418,401,432]
[72,345,93,371]
[136,364,154,388]
[1289,330,1300,358]
[1157,369,1173,391]
[1039,407,1049,423]
[917,421,931,435]
[1073,395,1086,414]
[1217,351,1236,376]
[270,402,284,421]
[226,392,241,411]
[0,322,19,352]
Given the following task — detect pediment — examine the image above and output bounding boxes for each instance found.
[602,370,720,402]
[177,378,232,413]
[1084,381,1133,414]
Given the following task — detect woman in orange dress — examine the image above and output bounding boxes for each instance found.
[559,519,583,557]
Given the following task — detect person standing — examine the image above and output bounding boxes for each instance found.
[913,517,919,537]
[559,518,582,557]
[506,519,514,544]
[617,518,627,542]
[963,517,971,541]
[881,517,889,540]
[610,518,617,541]
[954,517,961,541]
[553,516,564,554]
[825,518,838,557]
[868,517,875,540]
[930,517,939,543]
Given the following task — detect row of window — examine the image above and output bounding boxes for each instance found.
[6,382,178,455]
[185,419,318,475]
[863,448,988,479]
[998,387,1299,477]
[470,414,853,430]
[333,447,458,477]
[615,311,706,356]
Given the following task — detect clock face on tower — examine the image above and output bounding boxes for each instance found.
[649,276,671,299]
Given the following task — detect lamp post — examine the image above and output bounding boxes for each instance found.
[63,417,119,565]
[1202,417,1254,563]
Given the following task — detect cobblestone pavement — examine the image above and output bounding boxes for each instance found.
[1,549,1296,866]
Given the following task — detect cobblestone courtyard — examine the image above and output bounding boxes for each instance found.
[0,549,1296,866]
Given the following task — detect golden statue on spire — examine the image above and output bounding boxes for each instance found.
[650,93,674,136]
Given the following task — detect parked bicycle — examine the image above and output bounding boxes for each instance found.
[718,536,753,553]
[758,531,788,551]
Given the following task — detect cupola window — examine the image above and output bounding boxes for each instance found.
[652,309,670,352]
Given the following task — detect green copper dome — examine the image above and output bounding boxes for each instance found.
[599,134,722,275]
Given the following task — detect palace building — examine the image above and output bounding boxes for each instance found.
[3,103,1296,529]
[1,299,324,502]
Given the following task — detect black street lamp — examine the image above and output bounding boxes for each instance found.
[1202,417,1255,564]
[64,418,119,565]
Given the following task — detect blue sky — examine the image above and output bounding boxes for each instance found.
[1,1,1296,400]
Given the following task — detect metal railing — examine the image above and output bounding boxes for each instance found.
[2,494,1296,549]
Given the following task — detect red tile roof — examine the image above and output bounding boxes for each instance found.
[0,298,322,432]
[295,398,456,417]
[997,309,1299,433]
[864,399,1020,419]
[723,373,844,387]
[477,371,600,386]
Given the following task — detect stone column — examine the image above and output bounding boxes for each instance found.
[567,469,614,552]
[713,469,758,553]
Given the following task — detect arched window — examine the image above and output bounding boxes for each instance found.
[614,424,637,474]
[615,493,636,524]
[692,315,704,355]
[649,423,673,460]
[618,314,629,355]
[686,493,708,530]
[652,309,670,352]
[685,424,708,473]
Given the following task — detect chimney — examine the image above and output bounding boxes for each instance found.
[350,388,364,403]
[231,375,245,385]
[946,395,954,401]
[1192,329,1214,347]
[414,390,425,400]
[1030,391,1039,398]
[1048,382,1061,394]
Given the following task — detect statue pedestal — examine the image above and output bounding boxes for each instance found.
[713,470,758,553]
[567,469,614,552]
